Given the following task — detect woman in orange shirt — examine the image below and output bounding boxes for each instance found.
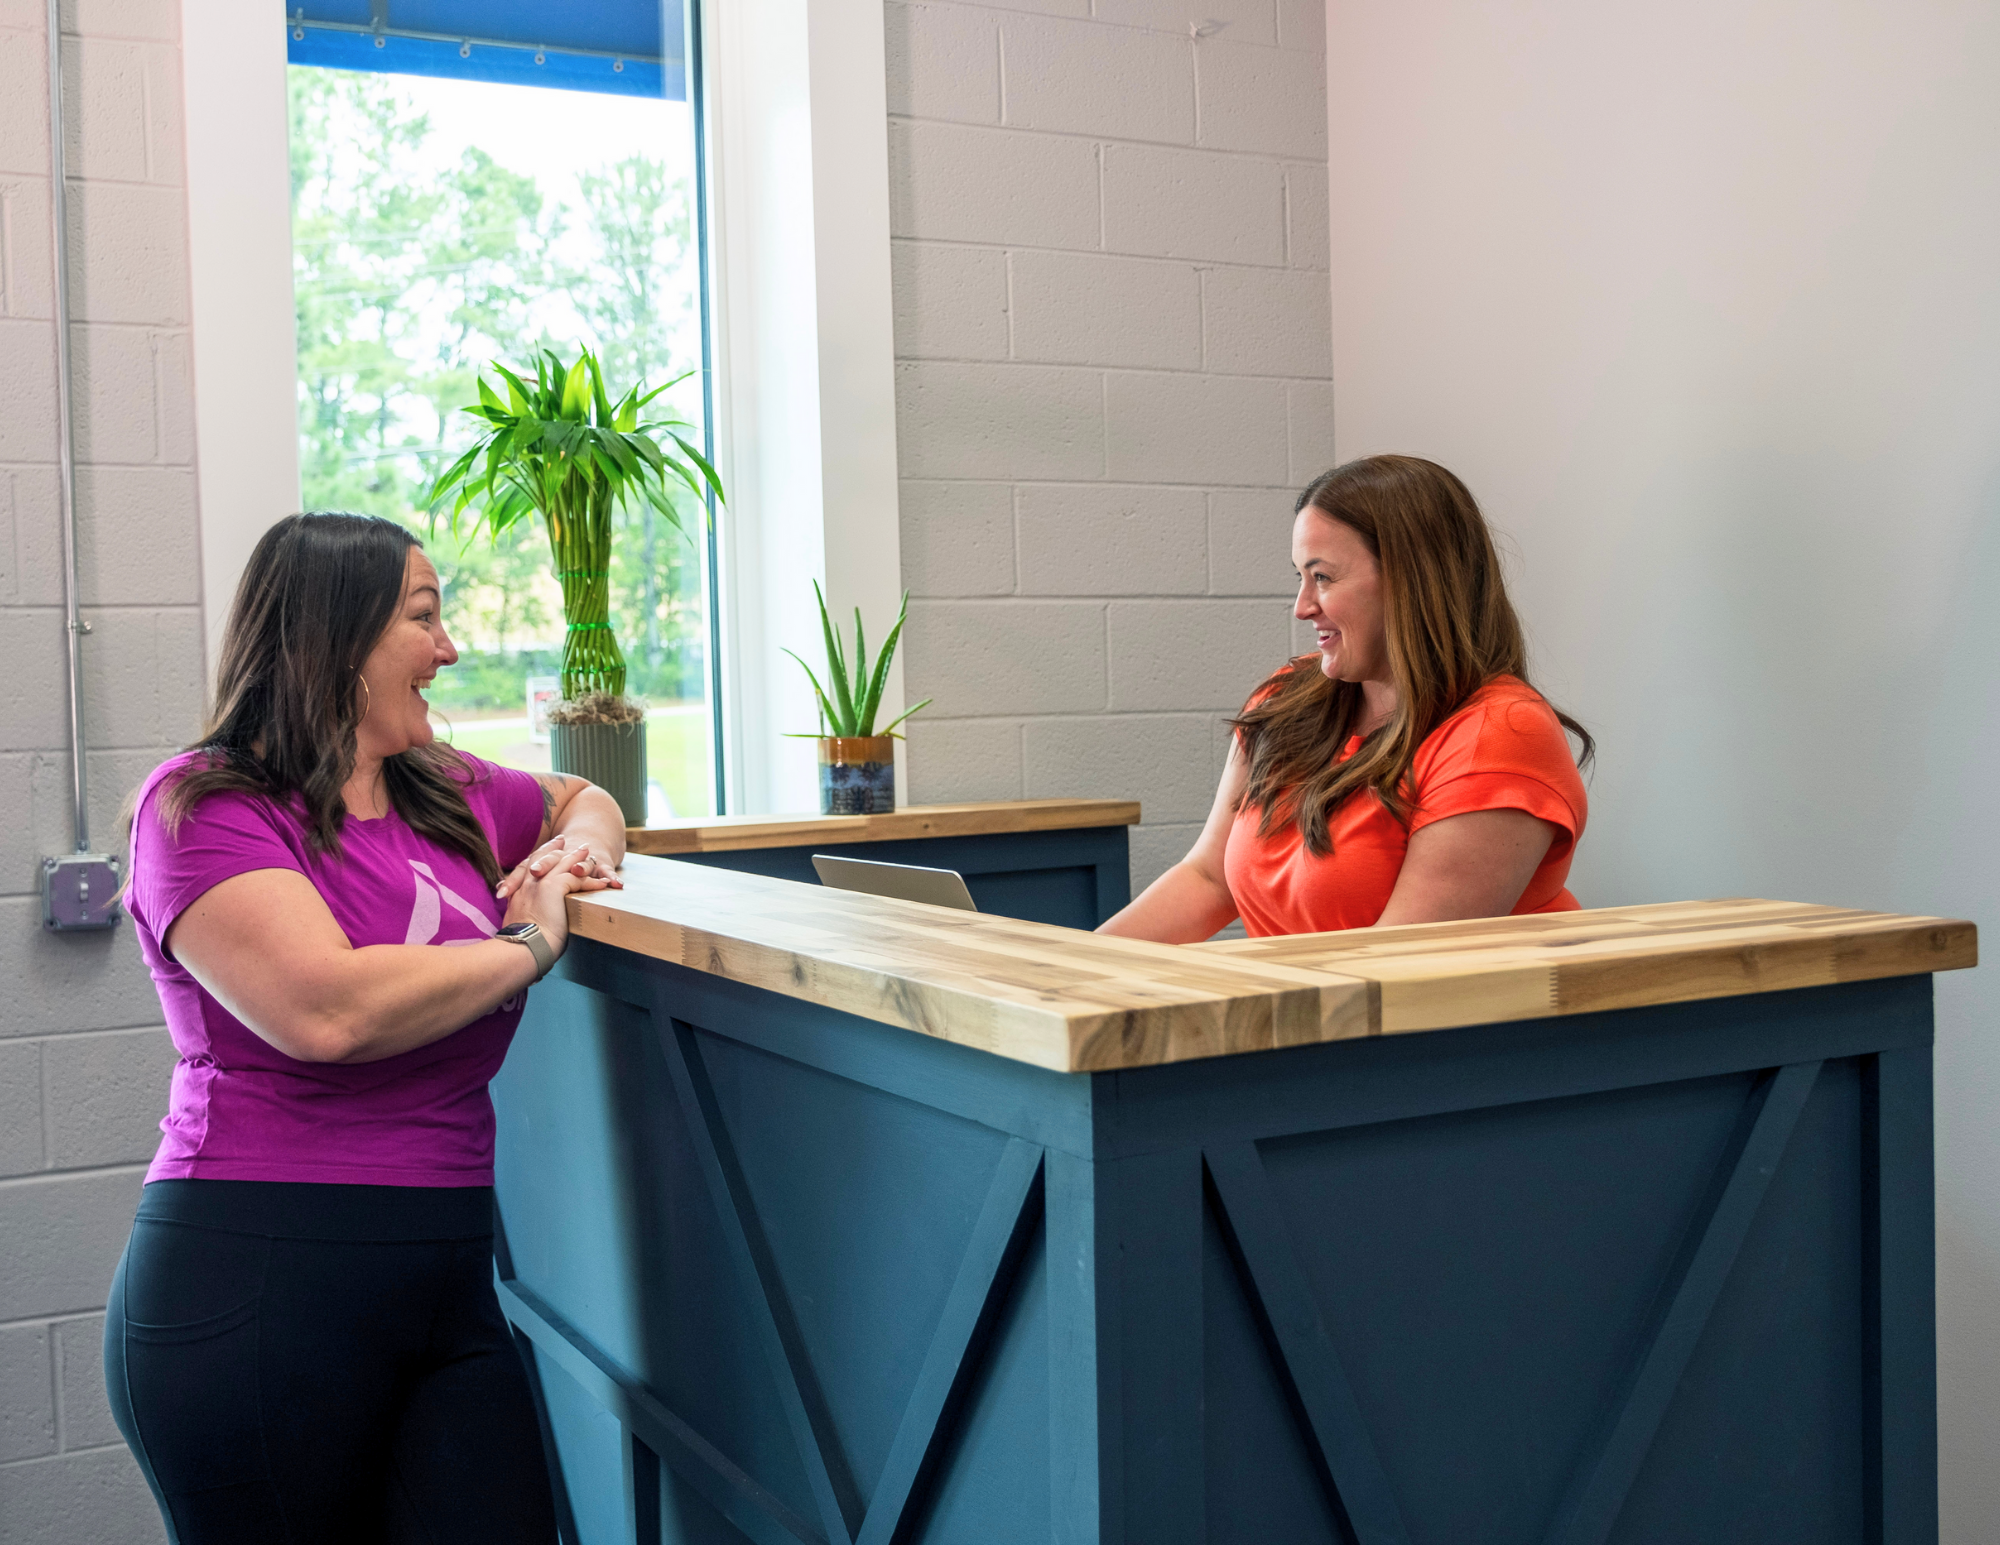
[1100,454,1592,942]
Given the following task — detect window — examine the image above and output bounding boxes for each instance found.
[285,1,720,819]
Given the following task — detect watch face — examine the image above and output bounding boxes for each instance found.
[498,922,537,940]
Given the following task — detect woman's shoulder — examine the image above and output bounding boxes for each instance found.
[134,749,275,829]
[1420,676,1577,775]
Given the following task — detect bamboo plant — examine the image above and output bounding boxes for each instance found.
[786,583,931,738]
[425,347,722,706]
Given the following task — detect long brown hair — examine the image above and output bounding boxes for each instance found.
[149,513,502,885]
[1233,455,1592,857]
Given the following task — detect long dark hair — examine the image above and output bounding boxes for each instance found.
[151,512,501,885]
[1233,456,1592,857]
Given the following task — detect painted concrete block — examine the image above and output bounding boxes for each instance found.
[152,329,192,464]
[0,1444,166,1545]
[8,747,161,901]
[62,38,148,183]
[1194,38,1327,159]
[903,599,1106,716]
[1095,0,1277,49]
[5,464,64,607]
[2,178,57,319]
[43,1029,175,1172]
[891,241,1009,361]
[1000,12,1194,144]
[0,1165,144,1320]
[1022,711,1215,823]
[1285,162,1330,270]
[71,470,193,612]
[956,0,1087,16]
[903,715,1024,803]
[1207,486,1299,595]
[1128,818,1207,895]
[75,467,199,606]
[885,2,1000,126]
[1276,0,1324,53]
[1102,143,1283,266]
[54,1315,119,1450]
[895,360,1104,481]
[0,1039,42,1177]
[68,323,157,464]
[900,480,1016,597]
[1104,369,1288,485]
[1009,250,1201,370]
[888,119,1099,248]
[1202,264,1332,378]
[0,608,68,753]
[65,0,181,41]
[0,28,50,177]
[1107,597,1292,710]
[1016,483,1206,595]
[0,1325,55,1462]
[1286,378,1336,483]
[0,317,59,462]
[66,183,188,327]
[78,607,196,751]
[0,896,165,1038]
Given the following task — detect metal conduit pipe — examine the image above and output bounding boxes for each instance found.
[40,0,120,931]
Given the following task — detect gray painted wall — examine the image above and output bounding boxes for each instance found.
[1323,1,2000,1536]
[0,0,199,1538]
[885,0,1330,892]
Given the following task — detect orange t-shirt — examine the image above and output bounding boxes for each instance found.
[1223,674,1587,937]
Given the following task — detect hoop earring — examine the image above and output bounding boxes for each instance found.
[357,675,372,719]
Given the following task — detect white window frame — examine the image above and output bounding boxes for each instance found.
[181,0,907,816]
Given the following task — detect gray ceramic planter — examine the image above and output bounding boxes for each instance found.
[551,717,647,826]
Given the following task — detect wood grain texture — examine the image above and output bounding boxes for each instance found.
[570,869,1976,1072]
[571,857,1371,1073]
[625,799,1142,855]
[1198,899,1978,1036]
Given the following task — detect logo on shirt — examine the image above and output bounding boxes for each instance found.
[405,860,523,1013]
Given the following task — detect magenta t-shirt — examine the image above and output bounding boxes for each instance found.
[125,750,545,1187]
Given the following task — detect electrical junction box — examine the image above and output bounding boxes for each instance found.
[43,853,122,931]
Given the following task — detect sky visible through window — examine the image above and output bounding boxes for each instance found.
[289,66,712,819]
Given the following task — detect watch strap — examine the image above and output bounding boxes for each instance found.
[498,922,556,980]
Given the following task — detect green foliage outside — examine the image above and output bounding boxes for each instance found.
[288,67,709,714]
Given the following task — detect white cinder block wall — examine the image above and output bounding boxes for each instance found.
[0,0,197,1538]
[885,0,1332,891]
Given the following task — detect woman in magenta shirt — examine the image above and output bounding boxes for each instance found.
[109,513,624,1544]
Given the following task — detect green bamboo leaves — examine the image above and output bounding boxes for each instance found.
[785,583,932,738]
[424,348,723,703]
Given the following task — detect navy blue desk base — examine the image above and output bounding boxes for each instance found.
[491,840,1935,1545]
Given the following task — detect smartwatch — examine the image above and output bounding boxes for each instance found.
[495,920,556,981]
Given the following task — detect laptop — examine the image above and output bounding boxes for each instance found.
[810,854,978,912]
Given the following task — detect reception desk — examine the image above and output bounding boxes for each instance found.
[489,804,1975,1545]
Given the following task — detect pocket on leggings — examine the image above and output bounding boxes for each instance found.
[118,1221,271,1493]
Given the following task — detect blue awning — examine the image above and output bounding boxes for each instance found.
[285,0,685,101]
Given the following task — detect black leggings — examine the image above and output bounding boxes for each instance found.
[104,1180,556,1545]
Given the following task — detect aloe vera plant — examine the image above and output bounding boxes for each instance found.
[425,348,722,705]
[786,584,932,737]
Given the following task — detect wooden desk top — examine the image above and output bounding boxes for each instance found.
[624,798,1141,856]
[569,859,1976,1073]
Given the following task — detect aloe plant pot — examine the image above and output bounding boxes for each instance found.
[818,736,894,816]
[552,719,648,827]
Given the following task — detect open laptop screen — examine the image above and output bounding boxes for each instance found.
[810,854,979,912]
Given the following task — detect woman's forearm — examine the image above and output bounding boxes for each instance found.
[554,783,628,868]
[1098,860,1239,944]
[323,937,540,1063]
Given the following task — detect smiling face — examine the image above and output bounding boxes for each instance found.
[1292,505,1390,688]
[355,546,458,761]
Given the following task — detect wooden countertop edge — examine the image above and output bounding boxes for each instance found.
[625,798,1143,855]
[566,864,1977,1073]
